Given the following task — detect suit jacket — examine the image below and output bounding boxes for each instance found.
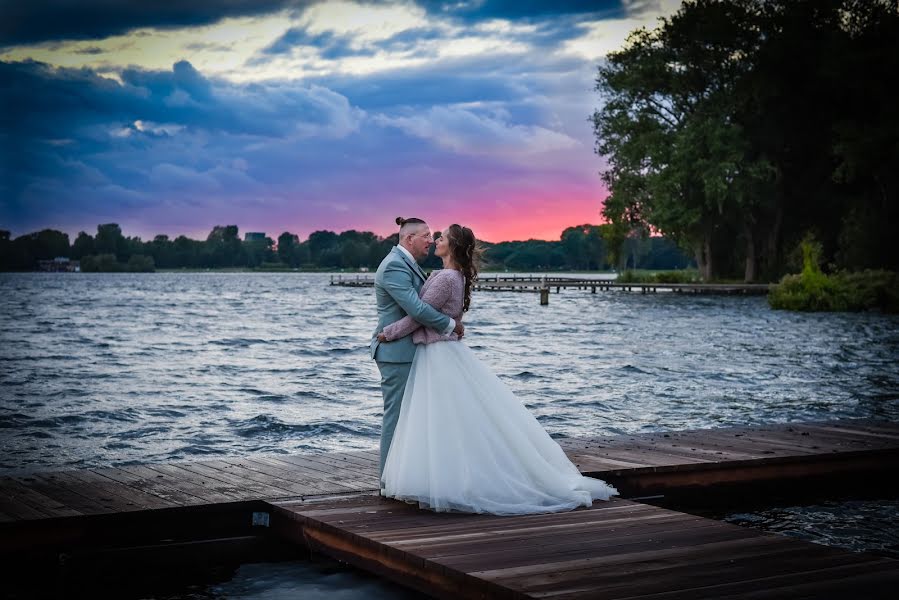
[370,246,452,363]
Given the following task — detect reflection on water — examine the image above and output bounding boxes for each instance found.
[726,498,899,559]
[1,272,897,474]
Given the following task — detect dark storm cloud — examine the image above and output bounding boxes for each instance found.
[0,58,361,219]
[0,0,303,47]
[2,1,633,48]
[258,27,375,61]
[415,0,626,21]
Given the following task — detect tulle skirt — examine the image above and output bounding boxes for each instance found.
[381,341,618,515]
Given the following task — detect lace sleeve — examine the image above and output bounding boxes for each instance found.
[381,272,454,341]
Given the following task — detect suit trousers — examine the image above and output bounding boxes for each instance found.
[376,360,413,480]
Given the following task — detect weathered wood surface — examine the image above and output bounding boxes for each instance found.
[273,493,898,599]
[2,419,897,523]
[2,419,897,597]
[557,419,899,496]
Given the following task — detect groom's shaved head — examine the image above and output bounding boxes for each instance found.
[396,216,432,260]
[396,216,427,237]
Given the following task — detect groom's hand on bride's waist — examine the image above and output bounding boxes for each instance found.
[454,321,464,338]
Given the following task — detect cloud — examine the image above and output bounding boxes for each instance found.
[376,105,578,155]
[0,0,301,46]
[0,1,684,240]
[0,58,364,230]
[415,0,626,21]
[259,27,375,60]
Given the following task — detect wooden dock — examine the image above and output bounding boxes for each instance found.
[274,494,897,599]
[330,274,771,299]
[2,419,898,597]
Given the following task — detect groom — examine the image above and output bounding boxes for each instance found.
[371,217,464,478]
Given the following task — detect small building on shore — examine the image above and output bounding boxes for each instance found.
[38,257,80,272]
[244,232,266,242]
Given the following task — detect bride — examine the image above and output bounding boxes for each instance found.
[377,224,618,515]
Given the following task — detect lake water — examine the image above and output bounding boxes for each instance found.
[2,272,896,474]
[1,272,897,595]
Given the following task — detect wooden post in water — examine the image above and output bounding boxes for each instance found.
[540,287,549,305]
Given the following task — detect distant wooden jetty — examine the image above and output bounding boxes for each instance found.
[331,274,770,304]
[3,419,898,598]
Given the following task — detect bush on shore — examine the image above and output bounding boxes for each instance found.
[769,241,898,312]
[617,269,700,284]
[81,253,155,272]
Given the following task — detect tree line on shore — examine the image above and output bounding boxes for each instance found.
[594,0,898,282]
[0,223,694,273]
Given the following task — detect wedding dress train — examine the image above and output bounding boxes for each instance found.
[381,340,618,515]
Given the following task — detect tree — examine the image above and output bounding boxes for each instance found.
[594,0,765,280]
[243,236,274,268]
[127,254,155,272]
[205,225,242,267]
[71,232,95,259]
[562,225,609,270]
[95,224,126,260]
[277,232,298,266]
[307,230,339,264]
[173,235,201,268]
[147,235,176,268]
[594,0,899,280]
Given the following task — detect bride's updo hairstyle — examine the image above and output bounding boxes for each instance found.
[445,224,483,312]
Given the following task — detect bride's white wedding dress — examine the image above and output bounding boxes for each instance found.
[379,269,618,515]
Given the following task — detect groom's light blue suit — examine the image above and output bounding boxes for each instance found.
[371,246,452,477]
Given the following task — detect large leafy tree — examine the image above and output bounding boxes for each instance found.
[594,0,898,280]
[594,0,765,280]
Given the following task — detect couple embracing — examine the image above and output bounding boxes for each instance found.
[371,217,617,515]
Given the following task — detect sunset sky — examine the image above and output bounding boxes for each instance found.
[1,0,680,242]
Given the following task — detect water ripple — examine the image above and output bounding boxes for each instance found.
[0,271,897,476]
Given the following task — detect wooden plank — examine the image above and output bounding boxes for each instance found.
[254,455,375,492]
[280,453,380,486]
[667,430,821,459]
[345,509,691,552]
[273,472,899,600]
[303,452,381,478]
[467,534,790,579]
[90,465,207,506]
[173,460,301,499]
[56,469,173,512]
[806,420,899,439]
[199,458,337,497]
[574,557,899,600]
[287,453,380,484]
[13,472,113,515]
[563,435,766,463]
[136,463,253,503]
[230,457,359,495]
[704,564,899,600]
[329,451,381,469]
[714,427,883,453]
[0,477,81,519]
[37,469,158,514]
[502,544,888,598]
[101,464,210,506]
[415,519,734,571]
